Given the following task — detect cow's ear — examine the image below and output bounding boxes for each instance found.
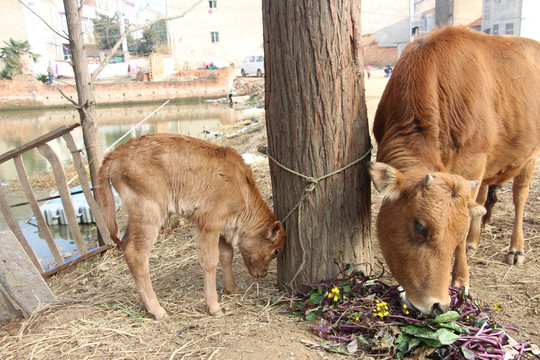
[468,202,487,217]
[267,221,283,242]
[367,162,403,202]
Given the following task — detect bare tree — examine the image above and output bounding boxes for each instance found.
[262,0,373,289]
[54,0,201,193]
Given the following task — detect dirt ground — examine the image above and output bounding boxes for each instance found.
[0,69,539,359]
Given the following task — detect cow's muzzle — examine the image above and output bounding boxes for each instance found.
[398,286,449,317]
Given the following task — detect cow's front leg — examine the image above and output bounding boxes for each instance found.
[219,236,238,295]
[451,238,469,289]
[466,184,488,250]
[508,158,536,265]
[198,227,223,315]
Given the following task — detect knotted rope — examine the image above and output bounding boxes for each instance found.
[266,145,373,286]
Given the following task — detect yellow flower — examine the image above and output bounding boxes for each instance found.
[355,316,359,321]
[333,295,339,302]
[493,301,507,312]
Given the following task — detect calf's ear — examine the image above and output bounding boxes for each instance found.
[468,202,487,217]
[267,221,284,242]
[367,162,403,202]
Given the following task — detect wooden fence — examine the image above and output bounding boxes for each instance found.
[0,123,113,277]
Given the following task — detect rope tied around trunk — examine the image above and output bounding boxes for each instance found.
[265,145,372,286]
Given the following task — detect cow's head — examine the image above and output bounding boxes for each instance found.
[368,162,486,316]
[238,221,287,278]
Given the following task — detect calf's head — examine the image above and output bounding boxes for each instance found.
[368,162,485,316]
[238,221,287,278]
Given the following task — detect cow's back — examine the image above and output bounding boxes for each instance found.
[373,26,540,183]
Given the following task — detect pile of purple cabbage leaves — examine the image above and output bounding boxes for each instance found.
[288,264,539,359]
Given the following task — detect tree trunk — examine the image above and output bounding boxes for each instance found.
[262,0,373,289]
[63,0,105,243]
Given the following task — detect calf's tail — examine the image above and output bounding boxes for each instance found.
[96,159,123,249]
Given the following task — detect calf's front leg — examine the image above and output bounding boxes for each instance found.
[199,227,223,315]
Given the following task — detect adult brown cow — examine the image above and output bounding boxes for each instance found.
[96,133,287,319]
[368,26,540,316]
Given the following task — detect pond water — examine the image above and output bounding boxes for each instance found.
[0,101,248,270]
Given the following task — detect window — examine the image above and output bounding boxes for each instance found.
[493,24,499,35]
[62,44,72,61]
[211,31,219,43]
[505,23,514,35]
[209,1,217,8]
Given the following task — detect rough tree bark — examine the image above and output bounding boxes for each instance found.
[262,0,373,289]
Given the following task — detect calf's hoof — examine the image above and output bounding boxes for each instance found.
[506,251,524,266]
[210,309,225,316]
[152,307,168,320]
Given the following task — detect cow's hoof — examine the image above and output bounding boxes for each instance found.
[506,251,524,265]
[466,243,478,252]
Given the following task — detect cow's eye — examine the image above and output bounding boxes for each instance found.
[273,249,279,257]
[414,220,427,237]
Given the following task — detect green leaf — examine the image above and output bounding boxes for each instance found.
[400,325,459,346]
[439,321,468,333]
[431,311,460,323]
[357,334,369,346]
[305,310,321,321]
[434,328,460,345]
[461,347,476,360]
[308,292,324,305]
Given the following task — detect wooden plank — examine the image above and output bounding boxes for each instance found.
[0,123,80,165]
[0,231,55,319]
[13,155,64,266]
[0,184,44,272]
[41,245,113,277]
[62,133,114,246]
[37,144,88,255]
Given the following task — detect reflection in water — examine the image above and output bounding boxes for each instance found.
[0,101,241,180]
[0,102,245,270]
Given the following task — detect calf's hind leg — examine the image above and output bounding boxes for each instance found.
[508,158,537,265]
[123,218,166,319]
[219,236,238,295]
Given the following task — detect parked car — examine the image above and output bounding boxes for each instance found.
[240,55,264,77]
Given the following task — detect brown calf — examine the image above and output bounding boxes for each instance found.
[97,133,287,319]
[369,27,540,316]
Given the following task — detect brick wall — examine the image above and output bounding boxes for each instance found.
[0,66,235,110]
[362,34,399,67]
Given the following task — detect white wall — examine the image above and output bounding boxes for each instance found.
[521,0,540,41]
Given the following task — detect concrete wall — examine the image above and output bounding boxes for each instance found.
[362,0,411,47]
[168,0,263,70]
[0,66,235,110]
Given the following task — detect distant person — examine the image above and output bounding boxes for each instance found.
[47,62,54,85]
[365,65,372,79]
[384,65,393,78]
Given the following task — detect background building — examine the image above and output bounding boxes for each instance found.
[481,0,540,41]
